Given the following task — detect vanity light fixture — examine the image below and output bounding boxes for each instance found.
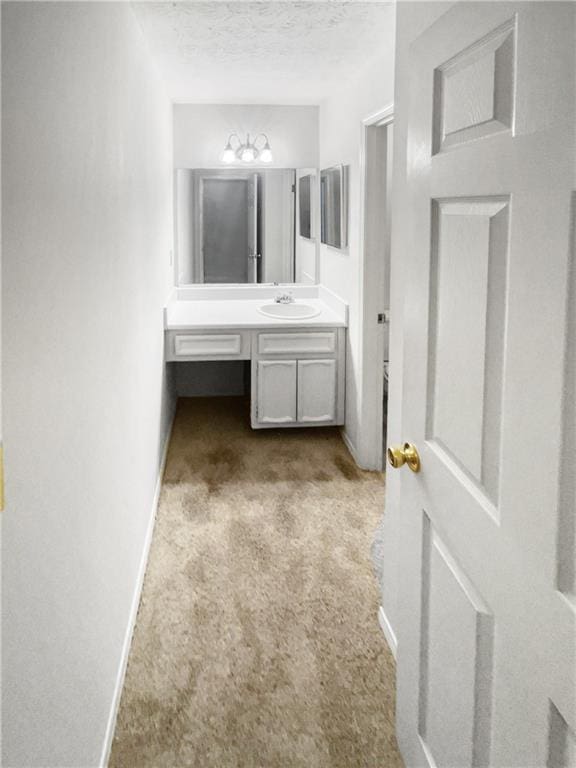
[221,133,273,164]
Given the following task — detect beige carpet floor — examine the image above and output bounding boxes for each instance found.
[110,397,403,768]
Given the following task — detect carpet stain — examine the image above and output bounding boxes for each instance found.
[109,397,403,768]
[333,453,362,481]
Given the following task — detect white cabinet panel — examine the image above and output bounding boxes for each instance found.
[297,359,336,423]
[257,360,297,424]
[258,331,336,355]
[174,333,241,357]
[166,329,250,361]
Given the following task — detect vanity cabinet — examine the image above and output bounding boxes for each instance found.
[251,328,345,429]
[165,324,346,429]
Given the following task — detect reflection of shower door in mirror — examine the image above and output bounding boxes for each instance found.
[201,176,257,283]
[176,168,299,284]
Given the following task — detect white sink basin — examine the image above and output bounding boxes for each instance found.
[258,302,321,320]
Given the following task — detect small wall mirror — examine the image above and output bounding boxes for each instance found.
[298,174,312,239]
[175,168,318,285]
[320,165,348,249]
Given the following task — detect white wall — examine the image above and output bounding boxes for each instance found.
[318,30,395,460]
[174,104,319,169]
[2,3,174,766]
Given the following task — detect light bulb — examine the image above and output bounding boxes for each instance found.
[241,146,256,162]
[221,144,236,164]
[259,145,273,163]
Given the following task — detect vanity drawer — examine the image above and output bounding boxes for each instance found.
[166,330,250,361]
[257,331,336,356]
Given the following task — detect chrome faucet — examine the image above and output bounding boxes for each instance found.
[274,292,295,305]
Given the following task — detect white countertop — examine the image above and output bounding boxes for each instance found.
[165,298,347,330]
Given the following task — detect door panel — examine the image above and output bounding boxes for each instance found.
[257,360,297,424]
[297,359,336,423]
[433,17,515,153]
[548,702,576,768]
[427,198,508,504]
[395,4,576,767]
[419,514,494,768]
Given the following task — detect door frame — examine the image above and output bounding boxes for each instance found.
[357,104,394,469]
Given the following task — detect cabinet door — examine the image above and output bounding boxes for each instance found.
[297,359,337,423]
[257,360,297,424]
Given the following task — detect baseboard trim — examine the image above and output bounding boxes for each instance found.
[341,428,361,466]
[341,427,378,471]
[378,605,398,660]
[98,410,175,768]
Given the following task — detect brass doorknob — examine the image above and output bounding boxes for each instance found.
[387,443,421,473]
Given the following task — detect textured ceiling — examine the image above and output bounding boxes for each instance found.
[132,2,395,103]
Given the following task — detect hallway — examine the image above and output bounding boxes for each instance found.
[109,398,402,767]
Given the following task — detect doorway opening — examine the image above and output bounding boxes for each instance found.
[359,106,394,470]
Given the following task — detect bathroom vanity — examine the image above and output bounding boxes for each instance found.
[164,286,347,429]
[169,162,349,429]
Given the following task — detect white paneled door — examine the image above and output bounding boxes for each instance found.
[257,360,297,424]
[392,3,575,767]
[297,359,337,423]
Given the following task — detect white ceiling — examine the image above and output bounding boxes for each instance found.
[132,1,395,104]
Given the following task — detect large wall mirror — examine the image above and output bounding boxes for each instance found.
[176,168,318,285]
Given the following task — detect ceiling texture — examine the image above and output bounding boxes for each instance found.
[132,1,395,103]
